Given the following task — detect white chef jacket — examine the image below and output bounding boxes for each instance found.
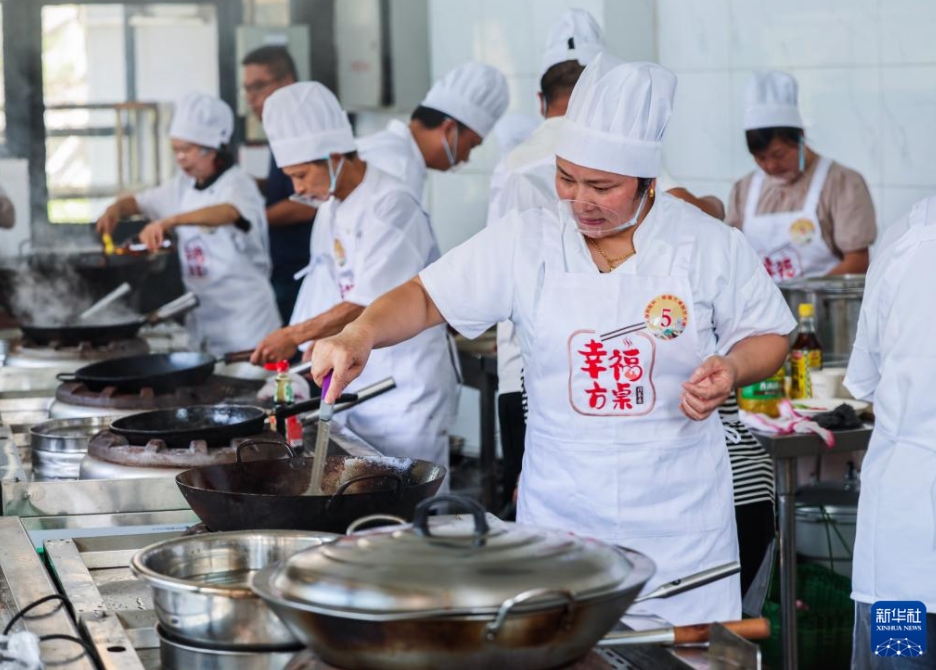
[485,117,564,394]
[290,166,458,466]
[135,165,280,354]
[845,195,936,611]
[429,193,796,378]
[356,120,427,201]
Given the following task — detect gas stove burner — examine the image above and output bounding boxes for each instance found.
[55,375,262,410]
[5,336,149,369]
[85,429,285,471]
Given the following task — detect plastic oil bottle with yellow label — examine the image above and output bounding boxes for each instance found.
[789,303,823,399]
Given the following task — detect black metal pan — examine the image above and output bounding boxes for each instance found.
[107,394,358,449]
[56,350,254,393]
[176,442,446,533]
[21,292,199,346]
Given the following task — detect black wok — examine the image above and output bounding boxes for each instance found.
[21,292,198,346]
[108,394,358,449]
[56,350,253,393]
[176,443,447,533]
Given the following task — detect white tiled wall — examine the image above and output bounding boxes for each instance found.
[659,0,936,242]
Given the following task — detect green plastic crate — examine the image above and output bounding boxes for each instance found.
[760,563,854,670]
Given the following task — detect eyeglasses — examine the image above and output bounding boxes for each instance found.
[242,79,278,97]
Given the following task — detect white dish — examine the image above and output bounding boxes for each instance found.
[790,398,870,417]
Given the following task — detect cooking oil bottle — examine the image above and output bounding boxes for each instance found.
[738,367,786,417]
[789,303,823,399]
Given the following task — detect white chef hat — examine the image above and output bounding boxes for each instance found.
[540,8,605,80]
[743,71,803,131]
[419,62,509,138]
[168,92,234,149]
[556,54,676,178]
[262,82,356,168]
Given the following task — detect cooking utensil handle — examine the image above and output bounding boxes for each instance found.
[319,373,334,421]
[633,562,741,603]
[298,378,396,424]
[345,514,407,535]
[235,438,295,464]
[327,473,405,510]
[55,372,77,382]
[77,282,132,320]
[484,589,576,642]
[289,361,313,376]
[147,291,199,323]
[274,394,358,420]
[222,349,255,364]
[413,495,489,544]
[673,617,770,645]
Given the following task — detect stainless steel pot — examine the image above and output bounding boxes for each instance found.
[778,274,865,365]
[29,416,117,480]
[250,496,739,670]
[131,530,338,650]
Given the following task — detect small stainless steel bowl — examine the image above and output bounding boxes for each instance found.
[131,530,336,649]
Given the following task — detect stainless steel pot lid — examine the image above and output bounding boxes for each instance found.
[251,495,655,621]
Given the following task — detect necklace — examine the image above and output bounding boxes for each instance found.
[587,236,636,270]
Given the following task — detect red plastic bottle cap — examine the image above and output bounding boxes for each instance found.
[264,360,290,372]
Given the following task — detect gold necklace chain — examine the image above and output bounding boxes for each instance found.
[587,236,636,270]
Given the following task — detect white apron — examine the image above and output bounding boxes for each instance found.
[847,199,936,610]
[290,197,458,472]
[518,221,741,626]
[175,184,281,355]
[742,157,838,281]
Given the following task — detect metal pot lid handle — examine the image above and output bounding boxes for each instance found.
[413,495,490,546]
[484,588,576,642]
[345,514,407,535]
[633,561,740,603]
[55,372,78,382]
[235,438,295,464]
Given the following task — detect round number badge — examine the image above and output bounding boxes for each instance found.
[644,294,688,341]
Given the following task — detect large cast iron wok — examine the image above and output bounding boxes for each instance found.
[56,350,253,393]
[21,292,198,346]
[176,442,447,533]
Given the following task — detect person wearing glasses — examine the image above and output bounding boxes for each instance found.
[96,92,280,355]
[242,46,316,323]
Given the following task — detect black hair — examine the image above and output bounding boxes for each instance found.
[540,60,587,107]
[637,177,653,198]
[745,126,803,154]
[410,106,468,131]
[241,45,298,82]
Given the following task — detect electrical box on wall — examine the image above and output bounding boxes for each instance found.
[334,0,430,112]
[236,25,311,139]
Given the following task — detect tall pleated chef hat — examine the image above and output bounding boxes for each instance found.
[743,70,804,131]
[262,82,356,168]
[419,62,509,138]
[556,54,677,178]
[169,92,234,149]
[540,8,605,80]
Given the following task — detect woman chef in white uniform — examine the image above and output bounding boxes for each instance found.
[250,82,457,472]
[846,197,936,669]
[309,56,796,625]
[96,92,280,355]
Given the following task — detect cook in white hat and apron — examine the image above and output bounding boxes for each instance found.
[845,196,936,669]
[356,61,509,200]
[309,55,796,625]
[96,92,281,355]
[249,82,458,475]
[726,71,876,281]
